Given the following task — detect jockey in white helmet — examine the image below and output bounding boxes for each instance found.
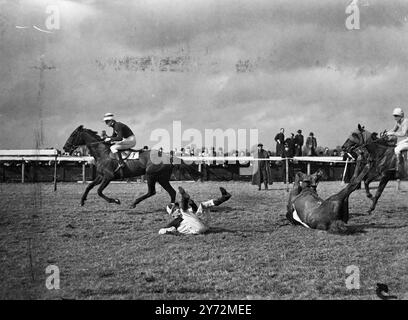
[386,107,408,177]
[103,113,136,172]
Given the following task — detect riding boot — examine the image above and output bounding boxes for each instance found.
[395,154,400,179]
[395,155,401,179]
[114,152,125,178]
[213,187,232,206]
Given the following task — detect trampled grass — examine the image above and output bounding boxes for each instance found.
[0,181,407,299]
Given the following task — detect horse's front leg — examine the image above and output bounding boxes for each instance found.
[97,177,121,205]
[130,175,156,209]
[81,175,102,206]
[368,175,390,214]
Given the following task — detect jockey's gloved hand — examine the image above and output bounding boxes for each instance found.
[104,137,111,142]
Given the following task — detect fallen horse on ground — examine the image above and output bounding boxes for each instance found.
[286,166,369,233]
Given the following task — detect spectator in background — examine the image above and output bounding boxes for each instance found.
[274,128,285,157]
[251,143,272,190]
[294,130,304,156]
[306,132,318,156]
[284,133,296,158]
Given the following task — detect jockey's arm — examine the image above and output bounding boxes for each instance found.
[388,121,408,137]
[110,135,123,142]
[110,127,124,142]
[387,123,399,135]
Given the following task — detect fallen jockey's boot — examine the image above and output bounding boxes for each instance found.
[213,187,231,205]
[178,187,190,211]
[219,187,231,201]
[188,199,199,212]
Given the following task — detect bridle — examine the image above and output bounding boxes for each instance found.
[65,128,105,154]
[345,130,372,162]
[349,130,392,164]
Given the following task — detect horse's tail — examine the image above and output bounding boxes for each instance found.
[328,220,349,235]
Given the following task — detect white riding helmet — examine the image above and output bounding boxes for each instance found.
[392,107,404,117]
[103,112,114,121]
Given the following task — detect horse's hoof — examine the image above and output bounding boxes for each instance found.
[129,204,136,209]
[367,194,373,199]
[80,200,85,206]
[114,199,121,205]
[367,209,373,215]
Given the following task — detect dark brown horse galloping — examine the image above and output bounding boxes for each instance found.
[63,125,176,208]
[342,124,400,214]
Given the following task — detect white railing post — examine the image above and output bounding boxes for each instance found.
[82,163,86,183]
[21,161,25,183]
[53,154,58,191]
[341,158,349,185]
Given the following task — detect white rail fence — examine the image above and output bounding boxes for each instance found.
[0,149,358,190]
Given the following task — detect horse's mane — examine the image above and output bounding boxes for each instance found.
[83,127,102,141]
[352,125,395,148]
[369,134,396,148]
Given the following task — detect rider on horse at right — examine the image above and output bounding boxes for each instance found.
[103,113,136,172]
[386,107,408,178]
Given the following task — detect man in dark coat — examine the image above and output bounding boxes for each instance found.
[284,133,296,158]
[252,143,273,190]
[306,132,318,156]
[294,130,304,156]
[274,128,285,157]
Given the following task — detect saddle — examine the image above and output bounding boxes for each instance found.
[109,148,144,161]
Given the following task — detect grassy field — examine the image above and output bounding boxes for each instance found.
[0,180,407,300]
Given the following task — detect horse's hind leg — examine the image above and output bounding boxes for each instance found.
[81,175,102,206]
[130,175,156,209]
[158,177,176,204]
[97,177,121,205]
[340,197,349,223]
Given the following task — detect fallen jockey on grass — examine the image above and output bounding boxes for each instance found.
[159,186,232,235]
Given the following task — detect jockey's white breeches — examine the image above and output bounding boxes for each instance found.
[176,200,215,235]
[177,211,208,235]
[110,135,136,153]
[395,137,408,155]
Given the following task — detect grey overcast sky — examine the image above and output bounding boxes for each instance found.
[1,0,408,151]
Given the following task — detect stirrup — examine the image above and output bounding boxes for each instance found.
[114,163,125,172]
